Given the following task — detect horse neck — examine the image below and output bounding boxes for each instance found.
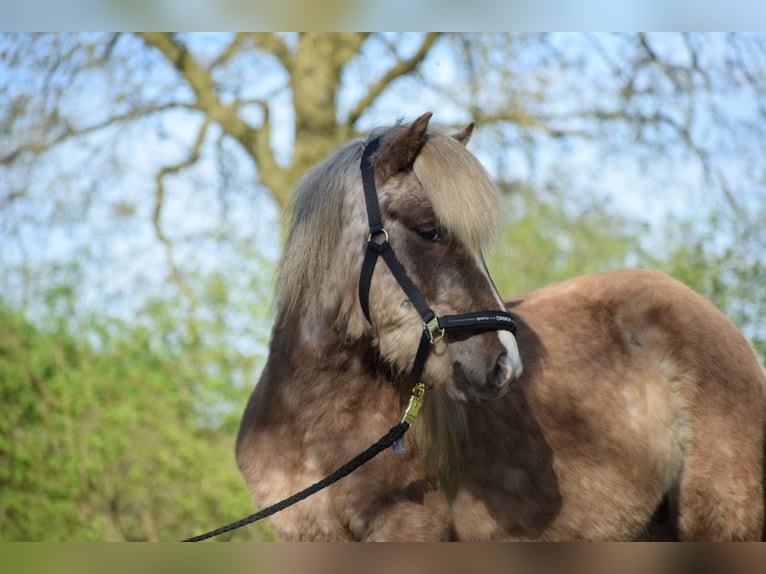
[263,304,468,484]
[263,305,408,418]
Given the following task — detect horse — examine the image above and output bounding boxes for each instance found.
[236,112,766,541]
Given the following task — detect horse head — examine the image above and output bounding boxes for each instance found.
[278,113,523,403]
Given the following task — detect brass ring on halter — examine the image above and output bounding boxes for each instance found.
[368,228,389,245]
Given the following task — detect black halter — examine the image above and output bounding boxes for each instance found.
[358,136,517,386]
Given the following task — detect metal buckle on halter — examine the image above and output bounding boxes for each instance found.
[424,314,444,345]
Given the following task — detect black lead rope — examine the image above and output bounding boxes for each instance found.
[183,422,410,542]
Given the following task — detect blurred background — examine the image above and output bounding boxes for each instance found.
[1,33,765,541]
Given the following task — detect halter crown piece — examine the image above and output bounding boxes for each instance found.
[357,136,517,452]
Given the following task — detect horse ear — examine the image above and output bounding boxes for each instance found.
[376,112,433,177]
[452,122,475,146]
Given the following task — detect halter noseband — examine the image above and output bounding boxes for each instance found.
[358,136,517,388]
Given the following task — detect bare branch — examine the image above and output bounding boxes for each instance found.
[470,109,596,140]
[636,33,706,96]
[1,102,192,164]
[138,32,290,209]
[649,111,744,215]
[210,33,247,69]
[138,33,219,111]
[681,33,712,92]
[583,33,627,83]
[347,33,441,126]
[726,33,766,118]
[152,116,212,306]
[251,33,293,72]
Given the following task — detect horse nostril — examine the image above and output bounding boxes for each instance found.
[492,353,513,388]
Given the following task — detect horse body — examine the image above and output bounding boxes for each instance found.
[456,268,765,540]
[236,114,765,541]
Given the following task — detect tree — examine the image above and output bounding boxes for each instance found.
[2,34,764,310]
[3,33,764,245]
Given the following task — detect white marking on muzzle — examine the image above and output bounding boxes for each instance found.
[474,252,524,382]
[498,329,524,381]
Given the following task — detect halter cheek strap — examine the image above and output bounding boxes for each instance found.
[358,136,517,386]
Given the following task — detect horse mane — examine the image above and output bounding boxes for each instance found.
[276,139,364,318]
[410,389,468,483]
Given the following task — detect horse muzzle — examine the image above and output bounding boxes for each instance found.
[450,332,523,403]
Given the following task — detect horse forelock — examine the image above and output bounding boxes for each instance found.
[277,140,364,319]
[413,131,501,252]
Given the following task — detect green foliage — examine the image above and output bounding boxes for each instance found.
[0,298,274,541]
[488,183,645,296]
[649,209,766,359]
[488,183,766,361]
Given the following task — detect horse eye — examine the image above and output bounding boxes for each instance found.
[416,226,442,243]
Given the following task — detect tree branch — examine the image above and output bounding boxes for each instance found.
[152,116,212,306]
[251,33,294,72]
[211,33,247,69]
[584,33,627,83]
[637,33,698,95]
[347,33,441,125]
[138,33,289,210]
[1,102,192,164]
[457,107,597,140]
